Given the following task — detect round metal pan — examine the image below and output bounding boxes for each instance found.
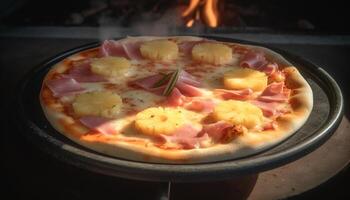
[14,36,343,182]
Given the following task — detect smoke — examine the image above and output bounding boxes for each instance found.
[97,4,204,41]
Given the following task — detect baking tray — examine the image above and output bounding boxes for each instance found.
[14,36,343,182]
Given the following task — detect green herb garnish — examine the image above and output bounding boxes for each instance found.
[163,69,180,96]
[152,73,172,88]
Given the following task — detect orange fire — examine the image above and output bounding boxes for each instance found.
[182,0,220,28]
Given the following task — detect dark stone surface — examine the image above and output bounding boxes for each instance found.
[1,37,349,199]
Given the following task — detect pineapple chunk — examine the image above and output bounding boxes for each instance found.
[91,56,130,77]
[140,40,179,61]
[192,42,232,65]
[212,100,263,129]
[224,67,267,91]
[135,107,188,136]
[73,91,122,118]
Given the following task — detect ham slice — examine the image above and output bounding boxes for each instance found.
[178,70,201,87]
[258,93,290,103]
[179,41,202,56]
[261,82,284,95]
[175,70,203,96]
[99,40,143,60]
[176,81,203,97]
[214,88,253,100]
[159,125,209,149]
[201,121,233,141]
[252,83,291,117]
[186,99,214,113]
[164,88,185,107]
[130,74,164,90]
[79,116,117,135]
[148,85,167,95]
[258,82,290,103]
[46,77,85,97]
[240,51,268,69]
[121,41,143,60]
[251,100,279,117]
[99,40,128,57]
[65,60,106,82]
[262,63,278,75]
[240,51,279,75]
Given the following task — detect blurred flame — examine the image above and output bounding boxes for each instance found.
[186,19,195,27]
[182,0,219,28]
[182,0,200,17]
[203,0,219,27]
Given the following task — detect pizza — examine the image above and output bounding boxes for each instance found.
[40,36,313,163]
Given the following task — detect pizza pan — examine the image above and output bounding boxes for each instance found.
[14,36,343,182]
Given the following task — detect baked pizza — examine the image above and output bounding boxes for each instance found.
[40,36,313,163]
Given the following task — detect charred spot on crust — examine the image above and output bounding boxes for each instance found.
[221,125,247,143]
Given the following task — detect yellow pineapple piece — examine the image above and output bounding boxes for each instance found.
[224,67,267,91]
[192,42,232,65]
[135,107,187,136]
[90,56,130,77]
[140,40,179,61]
[73,91,122,118]
[212,100,263,129]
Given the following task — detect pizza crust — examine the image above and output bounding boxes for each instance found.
[40,36,313,164]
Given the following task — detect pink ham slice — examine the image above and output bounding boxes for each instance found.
[262,63,278,75]
[99,40,143,60]
[178,41,202,56]
[99,40,128,57]
[164,87,185,107]
[159,125,209,149]
[121,41,143,60]
[201,121,233,141]
[251,100,279,117]
[64,60,106,82]
[186,99,214,113]
[258,82,290,103]
[261,82,284,95]
[240,51,268,69]
[79,116,117,135]
[46,77,85,97]
[176,81,202,97]
[129,74,166,95]
[130,74,170,95]
[178,70,201,87]
[129,74,164,90]
[214,88,253,100]
[258,93,290,103]
[148,85,167,96]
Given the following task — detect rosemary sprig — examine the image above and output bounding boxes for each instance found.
[152,72,172,88]
[163,69,180,96]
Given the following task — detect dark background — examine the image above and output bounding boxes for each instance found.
[0,0,349,33]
